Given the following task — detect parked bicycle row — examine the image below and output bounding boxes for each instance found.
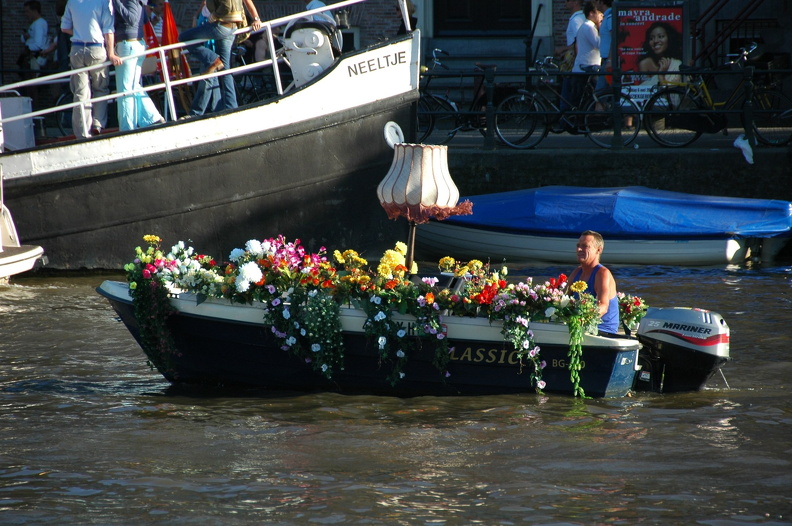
[417,45,792,150]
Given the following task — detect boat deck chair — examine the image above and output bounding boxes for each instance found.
[281,15,342,88]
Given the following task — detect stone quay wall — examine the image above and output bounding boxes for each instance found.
[446,146,792,201]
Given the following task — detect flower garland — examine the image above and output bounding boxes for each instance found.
[123,235,647,396]
[123,235,180,376]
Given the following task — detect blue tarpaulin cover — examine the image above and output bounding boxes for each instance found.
[445,186,792,239]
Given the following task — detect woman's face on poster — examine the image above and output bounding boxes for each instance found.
[648,26,669,55]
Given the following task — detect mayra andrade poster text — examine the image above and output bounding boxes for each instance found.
[616,6,685,93]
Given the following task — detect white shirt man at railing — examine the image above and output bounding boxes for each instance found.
[61,0,123,138]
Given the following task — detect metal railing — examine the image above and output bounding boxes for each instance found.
[0,0,368,141]
[418,60,791,150]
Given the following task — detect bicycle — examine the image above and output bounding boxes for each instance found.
[494,57,642,149]
[232,45,282,106]
[643,42,792,147]
[416,49,502,145]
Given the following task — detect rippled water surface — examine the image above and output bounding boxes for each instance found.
[1,264,791,525]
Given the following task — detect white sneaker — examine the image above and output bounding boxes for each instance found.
[733,134,754,165]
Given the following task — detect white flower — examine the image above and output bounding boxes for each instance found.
[282,308,291,320]
[370,295,382,305]
[377,336,387,349]
[559,296,570,308]
[396,350,405,358]
[245,239,264,257]
[374,311,386,322]
[238,261,263,284]
[311,343,321,352]
[397,329,406,338]
[236,279,250,293]
[229,248,246,262]
[545,307,557,318]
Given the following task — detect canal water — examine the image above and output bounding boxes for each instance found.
[1,263,790,525]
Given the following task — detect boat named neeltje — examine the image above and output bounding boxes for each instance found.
[0,0,420,270]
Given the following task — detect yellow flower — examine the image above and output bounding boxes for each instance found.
[438,256,455,273]
[377,262,392,278]
[570,280,587,293]
[468,259,484,272]
[394,241,408,256]
[454,265,469,277]
[143,235,161,244]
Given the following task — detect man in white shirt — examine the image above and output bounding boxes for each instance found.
[61,0,122,138]
[568,2,602,112]
[22,0,50,71]
[555,0,584,62]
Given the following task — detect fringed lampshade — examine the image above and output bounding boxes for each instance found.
[377,143,472,272]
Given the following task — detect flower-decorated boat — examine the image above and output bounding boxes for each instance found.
[416,186,792,266]
[97,235,731,398]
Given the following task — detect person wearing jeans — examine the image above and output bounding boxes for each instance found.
[184,0,221,117]
[114,0,165,130]
[179,0,262,112]
[61,0,122,138]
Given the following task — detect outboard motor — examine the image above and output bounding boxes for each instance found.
[634,307,730,393]
[282,15,342,88]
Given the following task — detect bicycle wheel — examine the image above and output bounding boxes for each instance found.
[494,93,548,149]
[584,93,641,148]
[644,88,703,147]
[417,93,457,145]
[54,92,73,137]
[748,89,792,146]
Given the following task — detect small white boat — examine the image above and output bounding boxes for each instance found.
[1,170,44,282]
[416,186,792,265]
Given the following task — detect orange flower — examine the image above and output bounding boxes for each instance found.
[425,292,435,303]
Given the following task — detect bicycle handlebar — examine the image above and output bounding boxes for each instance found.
[724,42,758,66]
